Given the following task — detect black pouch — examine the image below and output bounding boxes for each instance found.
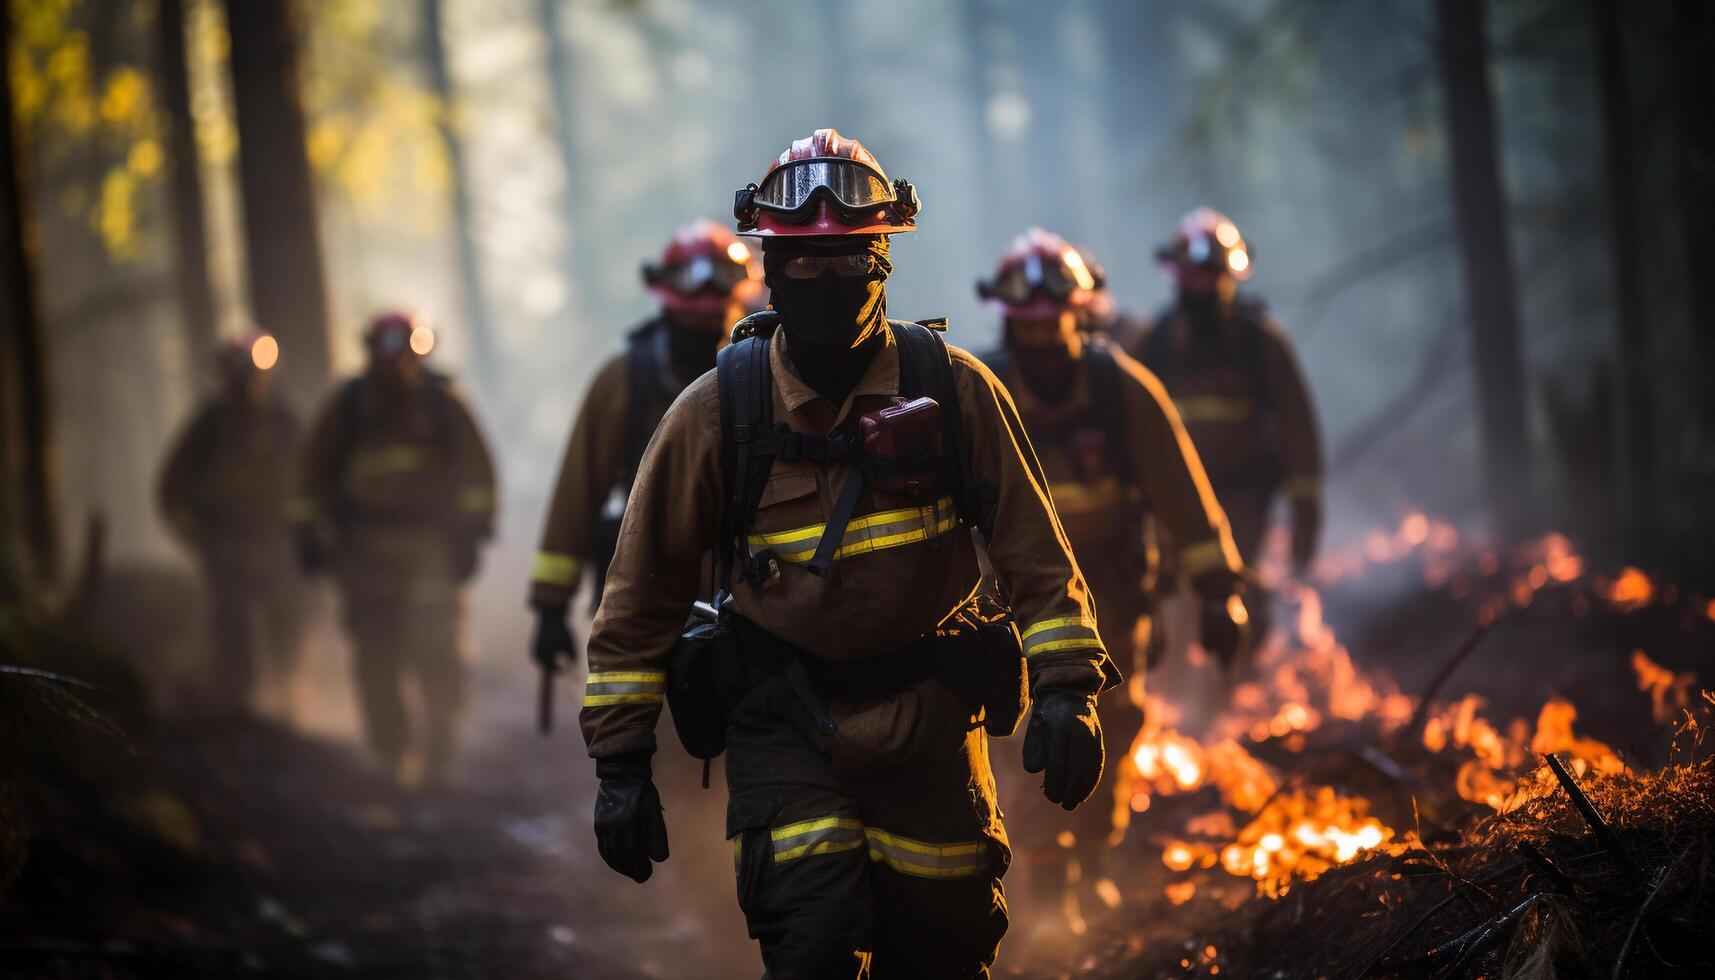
[937,596,1028,738]
[665,618,749,761]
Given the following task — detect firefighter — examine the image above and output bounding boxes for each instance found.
[529,220,760,668]
[158,330,309,711]
[1128,208,1323,630]
[580,129,1119,978]
[293,312,497,787]
[977,228,1247,920]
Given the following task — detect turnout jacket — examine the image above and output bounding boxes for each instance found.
[580,328,1117,760]
[293,372,496,539]
[995,342,1242,592]
[530,321,694,609]
[159,394,300,545]
[1128,306,1321,503]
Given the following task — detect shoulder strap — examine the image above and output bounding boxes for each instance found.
[890,320,986,536]
[621,324,663,481]
[1084,338,1132,489]
[716,333,776,586]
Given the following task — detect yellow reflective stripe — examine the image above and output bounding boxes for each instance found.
[582,670,666,708]
[747,497,959,565]
[1174,396,1255,423]
[1020,615,1100,657]
[582,693,663,707]
[348,444,432,478]
[458,486,495,512]
[532,551,583,587]
[1049,476,1123,515]
[863,828,988,879]
[1286,475,1322,498]
[1180,538,1230,576]
[771,816,866,864]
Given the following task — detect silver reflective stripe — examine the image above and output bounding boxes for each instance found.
[770,817,865,864]
[863,828,988,879]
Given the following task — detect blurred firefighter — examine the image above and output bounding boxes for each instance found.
[1072,244,1151,354]
[581,129,1120,979]
[1128,208,1323,645]
[158,330,309,712]
[976,228,1247,920]
[293,312,497,787]
[529,220,760,669]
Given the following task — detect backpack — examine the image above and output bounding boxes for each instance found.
[713,313,992,588]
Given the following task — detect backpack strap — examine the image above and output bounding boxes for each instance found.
[891,319,992,537]
[620,321,667,484]
[716,332,776,588]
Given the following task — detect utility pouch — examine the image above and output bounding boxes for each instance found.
[665,614,750,761]
[937,595,1028,738]
[859,396,946,496]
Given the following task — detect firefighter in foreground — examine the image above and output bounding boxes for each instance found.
[580,129,1119,978]
[1129,209,1323,633]
[293,312,497,786]
[977,228,1248,918]
[529,220,760,683]
[159,330,308,712]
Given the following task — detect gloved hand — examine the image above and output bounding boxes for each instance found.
[1199,591,1251,670]
[294,526,329,576]
[594,753,669,883]
[1021,687,1104,811]
[1290,496,1322,575]
[531,602,577,670]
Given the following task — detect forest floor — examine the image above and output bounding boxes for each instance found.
[3,537,1709,979]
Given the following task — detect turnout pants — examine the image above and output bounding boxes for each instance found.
[335,529,470,780]
[202,537,309,709]
[725,672,1010,979]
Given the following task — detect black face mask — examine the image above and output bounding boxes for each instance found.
[1178,287,1232,347]
[763,237,892,405]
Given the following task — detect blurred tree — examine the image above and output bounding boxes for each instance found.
[0,0,59,591]
[539,0,598,330]
[224,0,331,408]
[1433,0,1531,539]
[420,0,495,394]
[154,0,216,367]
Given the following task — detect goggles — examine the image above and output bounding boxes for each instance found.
[644,252,757,295]
[754,158,898,213]
[978,251,1098,306]
[780,253,882,280]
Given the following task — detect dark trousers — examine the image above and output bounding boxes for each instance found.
[725,674,1010,979]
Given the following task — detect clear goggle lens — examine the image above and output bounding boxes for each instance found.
[754,159,895,212]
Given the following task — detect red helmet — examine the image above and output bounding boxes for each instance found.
[365,310,435,362]
[976,227,1102,318]
[1156,207,1252,286]
[642,219,763,315]
[733,128,919,238]
[214,328,278,380]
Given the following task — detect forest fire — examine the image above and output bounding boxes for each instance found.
[1126,512,1705,903]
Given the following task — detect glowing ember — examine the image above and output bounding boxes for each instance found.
[1632,650,1697,724]
[1164,880,1196,905]
[1599,566,1655,612]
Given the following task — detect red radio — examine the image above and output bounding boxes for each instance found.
[859,396,946,496]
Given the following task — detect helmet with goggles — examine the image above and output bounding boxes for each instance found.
[1156,207,1252,285]
[734,128,919,237]
[642,219,762,314]
[365,310,436,363]
[976,227,1102,318]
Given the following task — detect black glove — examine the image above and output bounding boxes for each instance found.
[1021,687,1104,811]
[531,602,577,670]
[594,753,669,883]
[295,526,329,576]
[1199,591,1251,669]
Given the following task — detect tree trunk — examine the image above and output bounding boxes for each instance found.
[1432,0,1531,539]
[224,0,332,408]
[0,2,60,590]
[1593,0,1653,554]
[156,0,219,368]
[538,0,600,326]
[421,0,498,395]
[1673,0,1715,438]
